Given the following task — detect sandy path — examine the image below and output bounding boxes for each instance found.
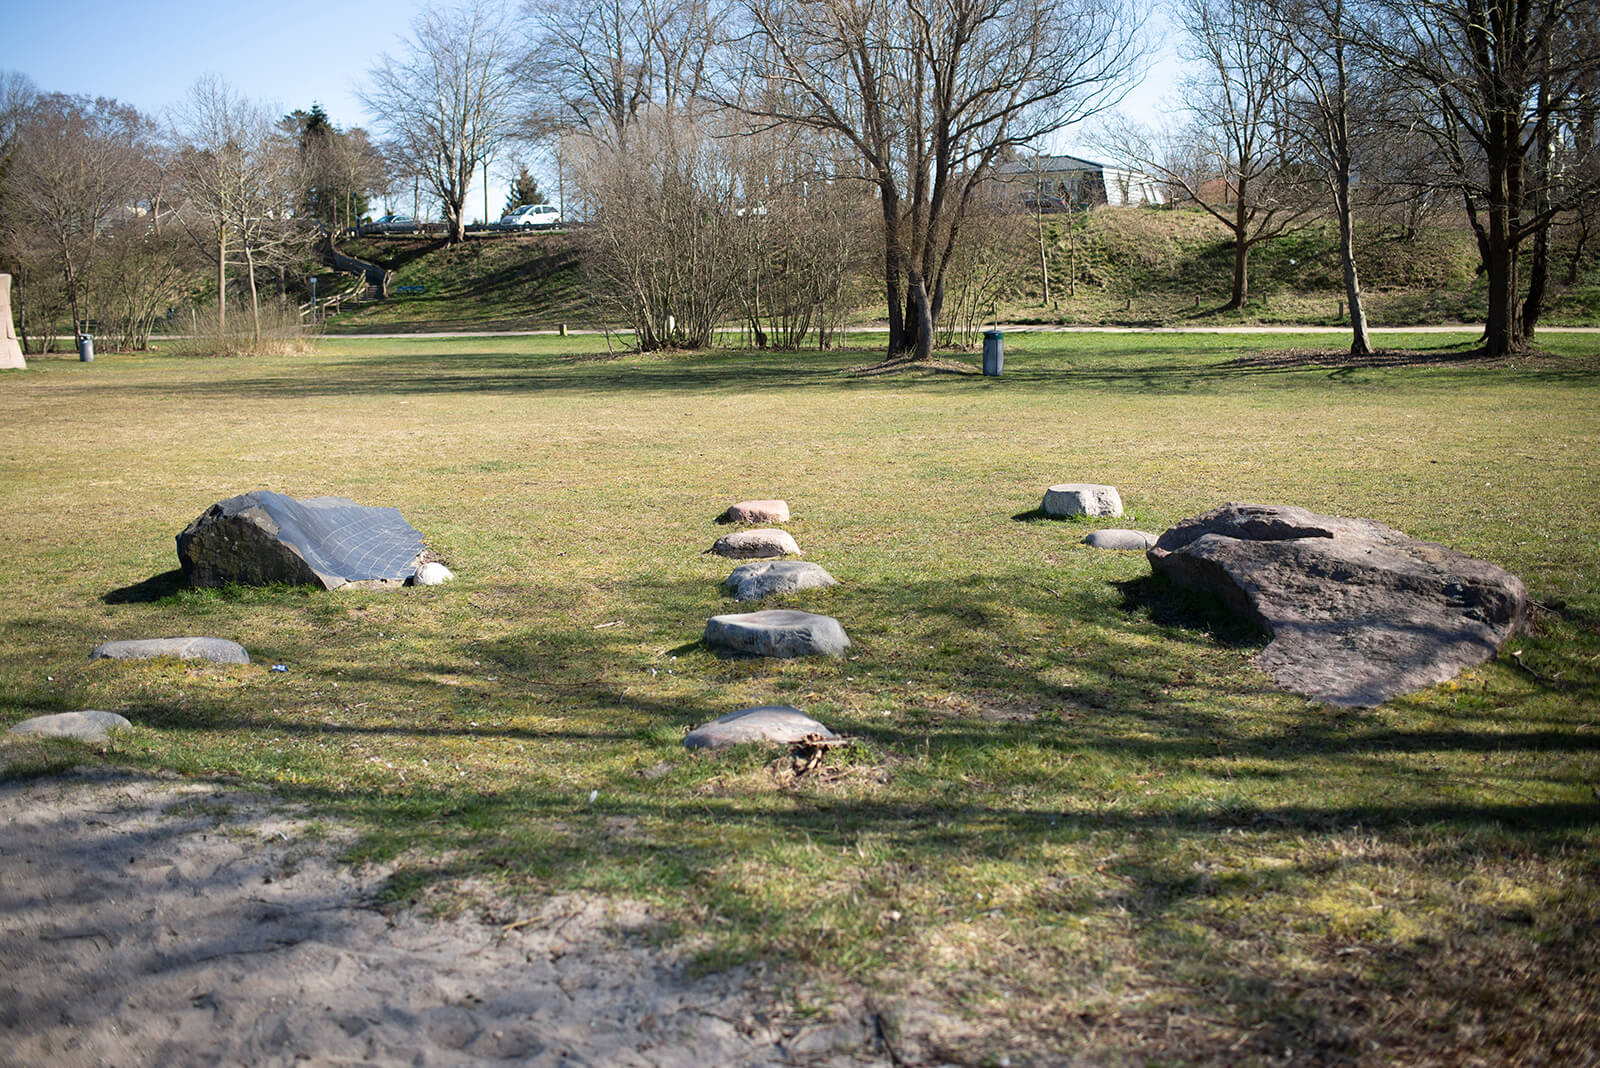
[0,769,891,1067]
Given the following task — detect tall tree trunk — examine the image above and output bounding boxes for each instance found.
[1336,191,1371,356]
[216,227,228,343]
[1229,192,1250,308]
[244,245,261,345]
[881,192,906,357]
[1037,206,1050,307]
[908,271,934,362]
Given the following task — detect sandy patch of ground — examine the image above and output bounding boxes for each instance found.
[0,768,897,1067]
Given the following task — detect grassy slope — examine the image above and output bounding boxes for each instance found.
[321,232,598,333]
[2,334,1598,1064]
[317,211,1600,334]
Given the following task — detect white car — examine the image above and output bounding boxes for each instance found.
[500,204,561,229]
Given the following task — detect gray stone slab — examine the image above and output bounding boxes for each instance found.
[1042,483,1123,518]
[722,560,838,602]
[708,528,801,559]
[91,637,250,664]
[702,609,850,658]
[683,705,836,750]
[1083,529,1157,551]
[9,711,132,743]
[176,491,426,590]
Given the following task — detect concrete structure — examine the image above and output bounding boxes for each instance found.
[1,274,25,370]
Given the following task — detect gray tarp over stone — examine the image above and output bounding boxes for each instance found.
[1147,503,1528,707]
[177,491,426,590]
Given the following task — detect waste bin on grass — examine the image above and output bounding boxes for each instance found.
[982,330,1003,376]
[77,332,93,362]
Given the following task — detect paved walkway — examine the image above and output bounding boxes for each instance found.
[315,323,1600,340]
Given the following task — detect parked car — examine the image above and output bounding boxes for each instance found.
[361,214,419,235]
[500,203,561,229]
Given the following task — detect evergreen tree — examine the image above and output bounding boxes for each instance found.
[503,165,548,213]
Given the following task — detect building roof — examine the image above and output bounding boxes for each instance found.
[992,153,1106,176]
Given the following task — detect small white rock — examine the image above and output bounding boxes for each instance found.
[1042,483,1123,518]
[412,562,454,586]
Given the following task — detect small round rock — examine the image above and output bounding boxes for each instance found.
[1083,529,1157,550]
[411,562,455,586]
[91,637,250,664]
[703,609,850,658]
[709,528,802,559]
[683,705,836,750]
[1042,483,1123,518]
[9,710,132,743]
[717,499,790,525]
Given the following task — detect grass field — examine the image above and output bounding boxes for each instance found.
[3,332,1598,1064]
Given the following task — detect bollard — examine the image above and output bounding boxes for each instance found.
[982,330,1004,377]
[77,333,94,362]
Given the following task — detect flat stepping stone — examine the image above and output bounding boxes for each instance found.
[722,560,838,602]
[683,705,836,750]
[703,609,850,658]
[1083,529,1157,550]
[717,499,790,525]
[708,528,801,559]
[1042,483,1123,518]
[9,710,132,743]
[91,637,250,664]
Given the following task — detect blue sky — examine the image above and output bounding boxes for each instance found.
[8,0,1184,221]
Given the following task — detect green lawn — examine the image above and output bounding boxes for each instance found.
[3,332,1597,1064]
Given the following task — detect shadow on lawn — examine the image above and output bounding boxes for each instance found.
[11,561,1598,1061]
[71,338,1600,407]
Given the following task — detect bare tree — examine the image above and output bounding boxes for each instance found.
[524,0,723,147]
[1364,0,1600,356]
[576,107,742,348]
[733,0,1147,361]
[364,0,524,242]
[1113,0,1318,310]
[1268,0,1377,354]
[171,76,295,345]
[3,93,150,337]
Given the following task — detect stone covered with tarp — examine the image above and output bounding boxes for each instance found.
[176,491,427,590]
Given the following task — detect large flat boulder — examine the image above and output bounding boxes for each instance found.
[1148,503,1528,707]
[176,491,427,590]
[92,637,250,664]
[703,610,850,658]
[722,560,838,602]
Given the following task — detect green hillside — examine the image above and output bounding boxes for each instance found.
[315,209,1600,334]
[320,232,599,333]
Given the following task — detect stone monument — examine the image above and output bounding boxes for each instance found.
[0,274,25,370]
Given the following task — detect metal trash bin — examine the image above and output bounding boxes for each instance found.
[982,329,1003,376]
[77,333,94,362]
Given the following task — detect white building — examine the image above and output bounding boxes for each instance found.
[991,154,1167,208]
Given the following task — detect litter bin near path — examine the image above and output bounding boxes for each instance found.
[77,332,94,362]
[982,329,1003,376]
